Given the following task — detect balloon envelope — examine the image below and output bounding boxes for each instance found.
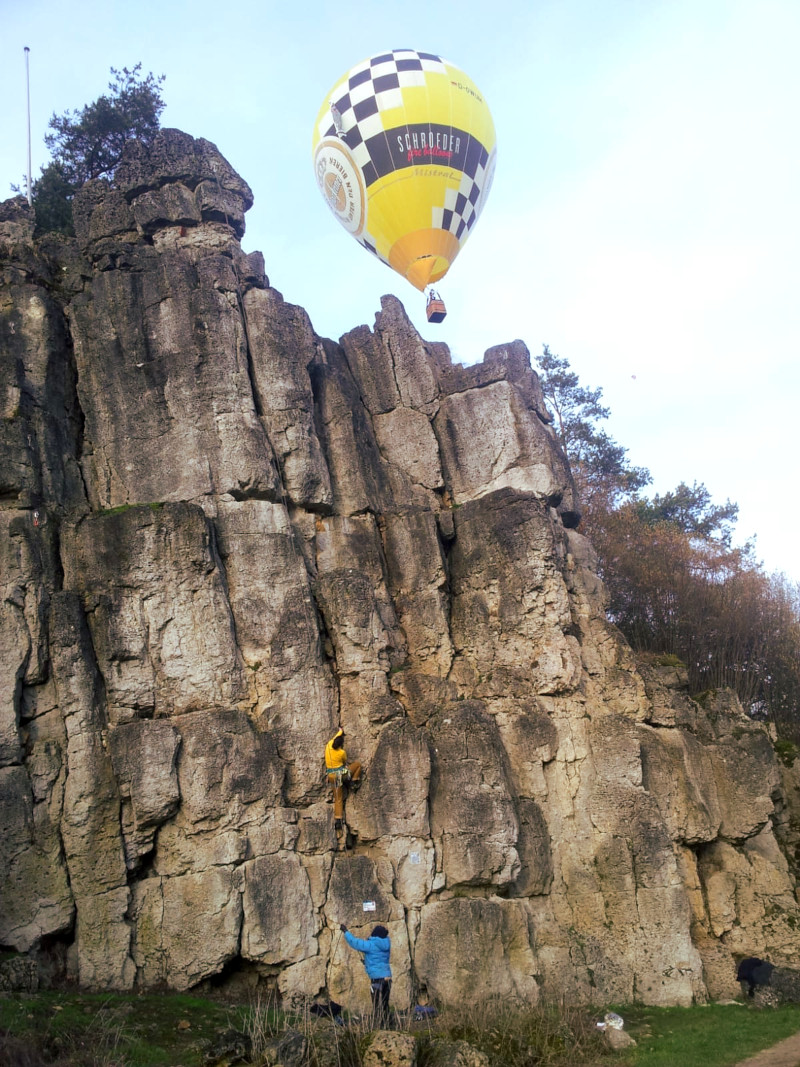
[312,50,497,291]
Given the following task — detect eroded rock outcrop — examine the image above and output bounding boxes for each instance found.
[2,132,799,1008]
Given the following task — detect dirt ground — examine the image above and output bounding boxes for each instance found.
[734,1031,800,1067]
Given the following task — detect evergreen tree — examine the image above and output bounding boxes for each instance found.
[28,161,74,236]
[535,345,650,523]
[636,480,740,548]
[30,64,165,236]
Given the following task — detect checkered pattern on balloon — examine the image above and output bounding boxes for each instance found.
[312,49,497,292]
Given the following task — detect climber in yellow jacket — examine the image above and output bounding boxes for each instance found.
[325,728,361,830]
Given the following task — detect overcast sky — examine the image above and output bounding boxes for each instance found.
[2,0,798,581]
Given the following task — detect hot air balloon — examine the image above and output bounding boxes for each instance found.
[312,50,497,322]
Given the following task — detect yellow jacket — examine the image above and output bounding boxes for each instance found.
[325,730,347,771]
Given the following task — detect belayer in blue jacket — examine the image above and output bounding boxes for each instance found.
[341,923,392,1023]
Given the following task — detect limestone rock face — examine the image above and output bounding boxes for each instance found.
[2,130,799,1008]
[427,703,520,889]
[363,1031,418,1067]
[415,898,539,1004]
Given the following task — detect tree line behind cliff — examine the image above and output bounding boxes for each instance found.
[536,344,800,741]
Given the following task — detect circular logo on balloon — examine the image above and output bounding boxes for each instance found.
[314,139,366,237]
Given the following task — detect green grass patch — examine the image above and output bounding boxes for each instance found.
[692,689,718,707]
[654,654,686,668]
[615,1002,800,1067]
[774,739,799,767]
[0,991,247,1066]
[97,502,165,517]
[3,994,800,1067]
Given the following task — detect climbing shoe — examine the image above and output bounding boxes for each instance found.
[335,819,343,831]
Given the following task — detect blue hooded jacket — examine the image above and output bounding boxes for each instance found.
[343,928,391,980]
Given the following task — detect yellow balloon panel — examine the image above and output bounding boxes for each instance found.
[312,50,497,291]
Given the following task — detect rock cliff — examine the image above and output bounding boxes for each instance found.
[2,130,799,1009]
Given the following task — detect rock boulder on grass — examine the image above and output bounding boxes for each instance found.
[363,1030,418,1067]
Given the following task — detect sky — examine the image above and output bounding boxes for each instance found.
[2,0,799,581]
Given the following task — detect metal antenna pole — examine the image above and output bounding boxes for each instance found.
[24,47,32,205]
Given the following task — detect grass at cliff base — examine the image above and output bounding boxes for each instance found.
[615,1002,800,1066]
[0,991,249,1066]
[2,993,800,1066]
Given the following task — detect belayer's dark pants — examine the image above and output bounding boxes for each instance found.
[370,978,391,1024]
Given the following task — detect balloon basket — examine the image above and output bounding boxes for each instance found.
[426,298,447,323]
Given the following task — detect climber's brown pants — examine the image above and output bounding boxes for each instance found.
[327,760,362,819]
